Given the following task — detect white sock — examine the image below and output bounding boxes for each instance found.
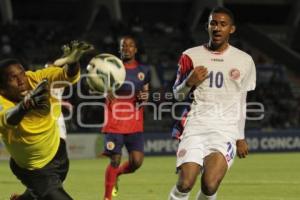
[196,191,217,200]
[168,185,190,200]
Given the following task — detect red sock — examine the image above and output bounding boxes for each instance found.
[104,164,119,199]
[117,161,133,176]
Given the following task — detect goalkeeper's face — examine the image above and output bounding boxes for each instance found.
[120,37,137,62]
[0,64,30,102]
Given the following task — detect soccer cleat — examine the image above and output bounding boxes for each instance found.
[112,186,118,197]
[112,178,119,197]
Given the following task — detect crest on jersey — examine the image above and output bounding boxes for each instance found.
[177,149,187,158]
[137,72,145,81]
[106,141,115,150]
[229,68,240,80]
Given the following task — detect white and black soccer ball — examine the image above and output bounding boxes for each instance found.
[86,53,126,94]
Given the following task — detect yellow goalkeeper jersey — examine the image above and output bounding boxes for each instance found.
[0,66,80,169]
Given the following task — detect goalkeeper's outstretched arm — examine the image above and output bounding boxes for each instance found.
[54,40,94,78]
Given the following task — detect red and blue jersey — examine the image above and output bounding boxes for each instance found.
[102,61,150,134]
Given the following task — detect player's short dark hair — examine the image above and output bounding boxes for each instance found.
[119,35,138,47]
[0,58,21,88]
[209,6,235,25]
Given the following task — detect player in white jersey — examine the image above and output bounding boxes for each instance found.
[168,7,256,200]
[51,87,67,140]
[45,63,69,140]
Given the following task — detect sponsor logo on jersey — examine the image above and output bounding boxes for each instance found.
[229,68,240,80]
[106,141,115,150]
[211,58,224,62]
[137,72,145,81]
[177,149,187,157]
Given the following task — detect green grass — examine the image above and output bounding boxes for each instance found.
[1,153,300,200]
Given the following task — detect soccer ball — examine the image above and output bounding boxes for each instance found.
[86,53,126,93]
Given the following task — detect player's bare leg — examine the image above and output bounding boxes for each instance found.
[121,150,144,174]
[169,162,201,200]
[112,151,144,196]
[196,152,228,200]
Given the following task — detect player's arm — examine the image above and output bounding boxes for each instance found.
[171,106,190,140]
[4,79,50,126]
[236,92,248,158]
[173,54,207,101]
[54,40,94,78]
[65,63,80,78]
[35,41,94,88]
[237,57,256,158]
[137,83,149,103]
[3,103,27,126]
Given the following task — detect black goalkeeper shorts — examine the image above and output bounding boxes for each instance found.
[10,139,70,198]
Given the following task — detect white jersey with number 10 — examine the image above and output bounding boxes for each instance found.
[173,45,256,140]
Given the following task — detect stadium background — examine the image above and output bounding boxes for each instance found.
[0,0,300,199]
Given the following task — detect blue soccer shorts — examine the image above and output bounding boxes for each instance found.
[103,132,144,156]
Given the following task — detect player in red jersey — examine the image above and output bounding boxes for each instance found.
[102,35,150,200]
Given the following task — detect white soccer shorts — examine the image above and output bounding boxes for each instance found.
[176,133,236,169]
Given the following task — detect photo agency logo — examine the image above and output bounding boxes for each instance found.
[48,75,264,128]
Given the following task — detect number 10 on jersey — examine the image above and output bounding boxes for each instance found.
[208,71,224,88]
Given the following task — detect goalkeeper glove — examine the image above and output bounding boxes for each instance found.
[54,40,94,66]
[21,79,50,115]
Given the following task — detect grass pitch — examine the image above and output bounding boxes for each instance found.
[1,153,300,200]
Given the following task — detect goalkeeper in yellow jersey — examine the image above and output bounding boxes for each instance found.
[0,41,93,200]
